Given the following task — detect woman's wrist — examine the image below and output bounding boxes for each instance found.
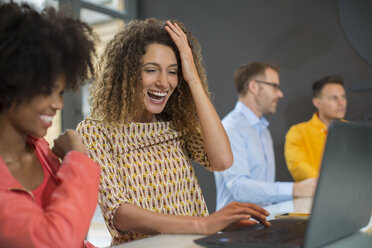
[194,216,208,234]
[186,77,202,88]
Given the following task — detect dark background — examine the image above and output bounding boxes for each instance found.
[137,0,372,212]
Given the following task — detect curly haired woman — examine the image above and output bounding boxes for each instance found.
[77,18,270,245]
[0,2,100,248]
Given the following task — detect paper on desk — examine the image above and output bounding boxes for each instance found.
[275,213,310,220]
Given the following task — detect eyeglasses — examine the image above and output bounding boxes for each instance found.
[254,79,281,91]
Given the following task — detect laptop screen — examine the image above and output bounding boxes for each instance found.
[304,121,372,247]
[194,121,372,248]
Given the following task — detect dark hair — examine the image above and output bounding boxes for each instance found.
[312,75,344,98]
[0,2,96,113]
[234,61,279,96]
[90,18,210,135]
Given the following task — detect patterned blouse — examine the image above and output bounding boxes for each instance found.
[77,118,211,245]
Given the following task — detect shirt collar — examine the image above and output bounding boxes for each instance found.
[310,112,327,132]
[235,101,269,128]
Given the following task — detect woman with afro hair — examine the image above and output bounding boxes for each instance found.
[0,2,100,248]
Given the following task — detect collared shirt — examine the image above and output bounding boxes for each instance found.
[284,112,328,182]
[214,102,293,209]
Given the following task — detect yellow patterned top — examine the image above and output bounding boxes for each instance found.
[76,118,211,245]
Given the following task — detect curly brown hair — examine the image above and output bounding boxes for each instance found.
[90,18,210,135]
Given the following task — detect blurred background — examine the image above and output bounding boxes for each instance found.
[8,0,372,246]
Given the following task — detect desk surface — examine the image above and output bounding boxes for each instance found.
[112,198,372,248]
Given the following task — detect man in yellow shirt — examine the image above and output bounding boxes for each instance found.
[285,75,347,181]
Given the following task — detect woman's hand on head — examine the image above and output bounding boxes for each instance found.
[199,202,271,235]
[52,129,87,159]
[165,21,200,86]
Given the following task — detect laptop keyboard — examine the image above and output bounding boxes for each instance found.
[236,219,307,244]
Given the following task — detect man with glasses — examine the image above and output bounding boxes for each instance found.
[285,75,347,182]
[214,61,317,209]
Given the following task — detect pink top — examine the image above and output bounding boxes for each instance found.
[0,136,101,248]
[31,158,51,207]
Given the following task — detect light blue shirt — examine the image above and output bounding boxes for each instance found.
[215,102,293,209]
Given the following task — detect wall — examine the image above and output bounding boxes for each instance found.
[138,0,372,212]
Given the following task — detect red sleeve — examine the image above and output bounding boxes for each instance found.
[0,151,100,248]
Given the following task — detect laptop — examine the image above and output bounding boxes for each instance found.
[195,121,372,248]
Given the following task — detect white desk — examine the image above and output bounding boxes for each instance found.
[112,198,372,248]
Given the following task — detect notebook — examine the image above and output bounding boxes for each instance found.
[194,121,372,248]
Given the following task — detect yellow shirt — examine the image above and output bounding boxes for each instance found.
[284,113,327,182]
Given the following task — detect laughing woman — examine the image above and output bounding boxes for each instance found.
[0,3,100,248]
[77,18,270,245]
